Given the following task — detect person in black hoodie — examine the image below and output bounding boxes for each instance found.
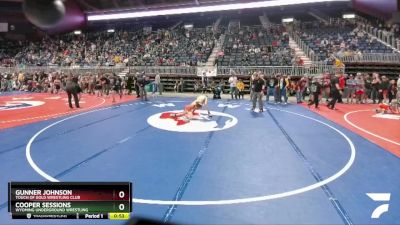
[134,72,140,98]
[66,74,80,109]
[126,75,133,95]
[138,74,150,101]
[308,78,322,109]
[327,74,342,110]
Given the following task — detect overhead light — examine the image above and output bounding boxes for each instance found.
[107,29,115,33]
[184,24,193,29]
[74,30,81,35]
[342,13,355,19]
[87,0,349,21]
[282,17,294,23]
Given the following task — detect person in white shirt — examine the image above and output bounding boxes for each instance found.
[154,73,162,95]
[228,75,238,99]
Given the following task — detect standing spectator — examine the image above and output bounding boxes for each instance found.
[154,73,162,95]
[138,75,150,101]
[179,78,184,93]
[95,75,102,97]
[307,77,322,108]
[338,74,346,103]
[296,77,306,103]
[193,80,200,93]
[17,72,25,90]
[388,80,397,103]
[53,76,61,94]
[251,74,265,112]
[134,73,141,98]
[380,76,389,103]
[249,72,257,101]
[174,80,179,93]
[228,75,238,100]
[236,79,245,99]
[355,73,365,104]
[201,74,208,94]
[274,74,281,104]
[88,74,96,95]
[266,75,277,103]
[364,74,372,103]
[278,75,289,104]
[99,74,107,97]
[397,75,400,91]
[111,74,122,103]
[371,73,381,103]
[126,75,133,95]
[322,73,331,103]
[327,73,342,110]
[346,74,356,104]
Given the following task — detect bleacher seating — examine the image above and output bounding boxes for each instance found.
[217,26,294,66]
[296,23,396,61]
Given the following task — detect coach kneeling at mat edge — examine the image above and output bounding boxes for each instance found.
[66,75,80,109]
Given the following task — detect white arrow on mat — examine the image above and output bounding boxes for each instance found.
[152,103,175,108]
[45,96,61,100]
[12,97,33,100]
[217,103,241,109]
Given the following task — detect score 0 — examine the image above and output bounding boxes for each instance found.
[115,190,130,212]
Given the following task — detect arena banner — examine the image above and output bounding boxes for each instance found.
[196,66,217,77]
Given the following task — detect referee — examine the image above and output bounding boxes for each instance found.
[66,74,80,109]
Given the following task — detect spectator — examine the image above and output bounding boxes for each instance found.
[346,74,356,104]
[355,73,365,104]
[251,74,265,112]
[307,77,322,109]
[371,73,381,103]
[228,75,238,100]
[236,79,245,99]
[154,73,162,95]
[388,80,397,103]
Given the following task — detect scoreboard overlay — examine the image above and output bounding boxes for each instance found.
[8,182,132,220]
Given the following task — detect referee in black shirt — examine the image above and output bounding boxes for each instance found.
[327,74,342,110]
[65,74,80,109]
[252,74,265,112]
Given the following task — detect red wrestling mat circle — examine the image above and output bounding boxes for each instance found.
[303,103,400,157]
[0,93,136,130]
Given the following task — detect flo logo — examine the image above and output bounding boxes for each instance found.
[147,110,238,132]
[366,193,391,219]
[0,101,45,111]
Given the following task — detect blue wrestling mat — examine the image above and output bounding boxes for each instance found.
[0,97,399,225]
